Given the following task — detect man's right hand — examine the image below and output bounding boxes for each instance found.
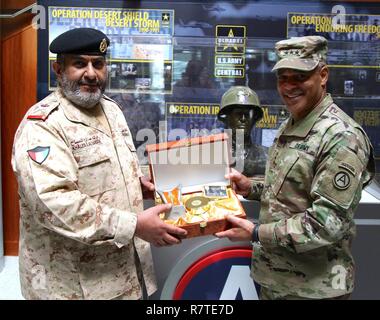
[225,168,251,197]
[135,204,188,247]
[215,215,254,242]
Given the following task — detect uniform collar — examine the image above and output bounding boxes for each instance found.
[55,89,111,136]
[281,94,333,138]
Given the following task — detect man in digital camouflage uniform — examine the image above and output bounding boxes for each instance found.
[12,28,187,300]
[216,35,375,300]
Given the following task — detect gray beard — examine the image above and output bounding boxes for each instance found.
[59,74,106,109]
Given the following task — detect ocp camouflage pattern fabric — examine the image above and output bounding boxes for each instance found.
[247,94,374,298]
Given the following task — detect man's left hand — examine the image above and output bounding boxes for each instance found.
[140,176,155,199]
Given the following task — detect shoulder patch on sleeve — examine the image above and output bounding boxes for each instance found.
[314,146,364,209]
[27,146,50,165]
[338,162,357,176]
[333,172,351,190]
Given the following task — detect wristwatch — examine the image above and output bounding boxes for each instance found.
[251,224,260,243]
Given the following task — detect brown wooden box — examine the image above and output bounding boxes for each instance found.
[146,133,246,238]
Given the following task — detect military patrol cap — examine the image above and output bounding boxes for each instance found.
[49,28,110,55]
[218,86,263,122]
[272,36,328,72]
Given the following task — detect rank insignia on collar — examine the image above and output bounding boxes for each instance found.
[27,146,50,165]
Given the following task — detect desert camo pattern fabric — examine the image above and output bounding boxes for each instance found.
[12,90,157,299]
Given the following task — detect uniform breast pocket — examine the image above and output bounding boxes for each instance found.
[123,135,140,164]
[271,152,299,196]
[124,136,137,152]
[119,127,136,152]
[126,141,137,154]
[75,148,116,196]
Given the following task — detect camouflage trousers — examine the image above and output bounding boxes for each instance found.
[111,274,148,300]
[112,251,148,300]
[259,287,351,300]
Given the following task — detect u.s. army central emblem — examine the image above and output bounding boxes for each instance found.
[334,172,351,190]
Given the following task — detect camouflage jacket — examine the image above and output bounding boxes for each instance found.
[247,94,375,298]
[11,90,157,299]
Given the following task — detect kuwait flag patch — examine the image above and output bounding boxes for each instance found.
[27,146,50,165]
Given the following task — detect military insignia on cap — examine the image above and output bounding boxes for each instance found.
[99,38,108,53]
[333,172,351,190]
[279,49,302,58]
[27,146,50,165]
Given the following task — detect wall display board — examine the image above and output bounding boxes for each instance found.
[38,0,380,178]
[47,7,174,94]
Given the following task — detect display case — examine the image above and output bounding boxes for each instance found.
[146,133,246,238]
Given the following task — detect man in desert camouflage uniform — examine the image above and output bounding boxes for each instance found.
[11,28,187,300]
[216,36,375,299]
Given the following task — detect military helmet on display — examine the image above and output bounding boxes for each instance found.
[218,86,263,122]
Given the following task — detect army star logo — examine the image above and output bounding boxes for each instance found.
[334,172,351,190]
[27,146,50,165]
[162,12,170,24]
[99,38,107,53]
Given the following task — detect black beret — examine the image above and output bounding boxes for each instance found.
[49,28,110,55]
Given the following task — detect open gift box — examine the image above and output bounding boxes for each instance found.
[146,133,246,238]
